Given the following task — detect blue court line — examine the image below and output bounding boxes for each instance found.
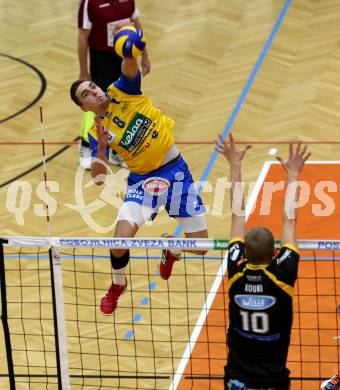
[174,0,292,238]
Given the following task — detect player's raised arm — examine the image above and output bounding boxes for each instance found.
[215,133,252,239]
[113,26,146,81]
[132,19,151,76]
[276,142,311,247]
[121,57,139,80]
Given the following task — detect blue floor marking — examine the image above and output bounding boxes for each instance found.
[133,314,142,322]
[140,297,149,306]
[124,330,134,340]
[174,0,292,238]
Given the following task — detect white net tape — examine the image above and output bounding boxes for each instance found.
[2,236,340,251]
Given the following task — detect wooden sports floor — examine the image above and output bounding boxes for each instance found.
[0,0,339,389]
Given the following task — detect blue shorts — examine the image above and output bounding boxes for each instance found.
[124,155,206,218]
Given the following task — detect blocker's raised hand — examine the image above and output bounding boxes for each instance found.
[276,142,311,177]
[215,133,252,166]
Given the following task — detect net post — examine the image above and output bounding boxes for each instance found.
[49,246,70,389]
[0,240,16,389]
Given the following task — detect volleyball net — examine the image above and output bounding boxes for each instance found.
[0,237,339,390]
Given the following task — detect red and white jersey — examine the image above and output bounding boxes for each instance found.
[78,0,140,52]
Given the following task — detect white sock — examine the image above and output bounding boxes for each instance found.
[112,267,127,285]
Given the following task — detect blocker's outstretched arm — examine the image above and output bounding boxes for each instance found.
[276,142,311,247]
[215,133,252,239]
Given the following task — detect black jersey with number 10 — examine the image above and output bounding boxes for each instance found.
[226,238,300,384]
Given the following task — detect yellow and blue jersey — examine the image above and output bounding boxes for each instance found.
[88,71,175,174]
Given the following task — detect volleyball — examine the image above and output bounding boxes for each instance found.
[113,26,146,58]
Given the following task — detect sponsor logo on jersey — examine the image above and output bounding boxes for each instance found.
[107,130,117,144]
[152,130,159,139]
[104,110,112,119]
[111,97,120,104]
[246,274,262,282]
[276,248,291,265]
[226,379,246,389]
[119,113,152,151]
[142,177,170,195]
[244,284,263,293]
[229,243,242,261]
[126,188,144,201]
[235,294,276,310]
[234,327,280,341]
[121,102,129,113]
[130,126,154,157]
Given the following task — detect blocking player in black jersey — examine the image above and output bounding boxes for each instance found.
[215,134,311,390]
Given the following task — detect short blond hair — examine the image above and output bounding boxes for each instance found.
[245,227,275,264]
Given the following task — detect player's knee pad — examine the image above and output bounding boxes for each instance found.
[110,250,130,270]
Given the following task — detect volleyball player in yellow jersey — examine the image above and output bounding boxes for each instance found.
[70,56,208,315]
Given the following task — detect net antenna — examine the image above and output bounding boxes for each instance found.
[39,106,52,238]
[39,106,70,390]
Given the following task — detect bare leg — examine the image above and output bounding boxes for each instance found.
[112,219,139,257]
[184,229,208,255]
[100,220,140,315]
[159,227,209,280]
